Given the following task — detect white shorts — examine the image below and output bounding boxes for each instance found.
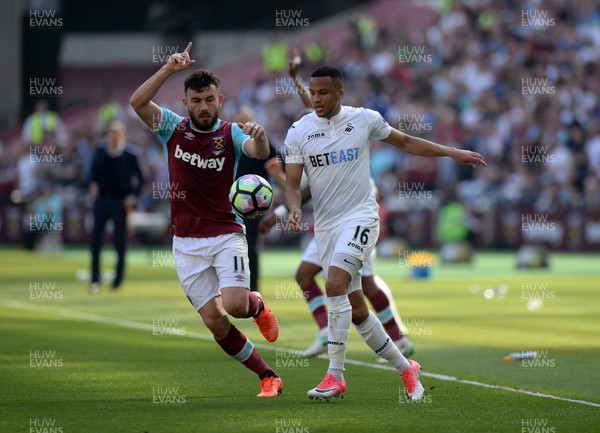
[173,233,250,311]
[302,237,376,277]
[314,218,379,293]
[301,238,321,267]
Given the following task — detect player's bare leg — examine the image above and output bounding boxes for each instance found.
[201,289,282,397]
[307,266,351,400]
[296,261,328,357]
[349,290,424,401]
[362,275,414,357]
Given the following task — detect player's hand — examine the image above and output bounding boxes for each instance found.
[288,208,302,232]
[258,212,277,234]
[264,157,283,178]
[164,42,195,72]
[288,48,302,78]
[452,149,487,168]
[237,121,266,141]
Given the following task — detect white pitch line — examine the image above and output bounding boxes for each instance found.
[3,299,600,409]
[340,358,600,408]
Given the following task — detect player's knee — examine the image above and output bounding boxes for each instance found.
[325,278,346,297]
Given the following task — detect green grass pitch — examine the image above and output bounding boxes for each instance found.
[1,246,599,432]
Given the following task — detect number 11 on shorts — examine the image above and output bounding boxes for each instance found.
[233,256,245,273]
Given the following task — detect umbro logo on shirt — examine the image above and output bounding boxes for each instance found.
[184,132,195,140]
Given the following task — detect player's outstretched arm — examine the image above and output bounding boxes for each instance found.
[284,163,304,232]
[383,128,487,168]
[130,42,195,130]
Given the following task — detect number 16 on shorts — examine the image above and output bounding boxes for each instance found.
[346,219,379,260]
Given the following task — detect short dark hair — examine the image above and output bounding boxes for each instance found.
[184,69,220,94]
[310,65,344,88]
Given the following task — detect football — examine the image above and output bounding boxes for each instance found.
[229,174,273,219]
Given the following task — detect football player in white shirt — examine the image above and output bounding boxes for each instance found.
[261,156,414,360]
[284,65,486,401]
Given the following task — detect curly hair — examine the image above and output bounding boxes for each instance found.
[184,69,220,94]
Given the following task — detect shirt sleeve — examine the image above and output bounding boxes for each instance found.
[231,122,251,158]
[284,125,304,164]
[156,107,185,145]
[365,108,392,141]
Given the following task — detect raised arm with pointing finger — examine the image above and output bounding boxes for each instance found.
[130,42,268,158]
[130,42,195,130]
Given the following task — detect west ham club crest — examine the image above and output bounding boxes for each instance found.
[211,135,225,155]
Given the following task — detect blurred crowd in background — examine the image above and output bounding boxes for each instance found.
[1,0,600,236]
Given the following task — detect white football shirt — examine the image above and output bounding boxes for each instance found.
[285,105,392,231]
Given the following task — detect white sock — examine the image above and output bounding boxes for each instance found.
[326,294,352,381]
[355,310,410,372]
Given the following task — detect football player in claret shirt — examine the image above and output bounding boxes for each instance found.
[130,42,283,398]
